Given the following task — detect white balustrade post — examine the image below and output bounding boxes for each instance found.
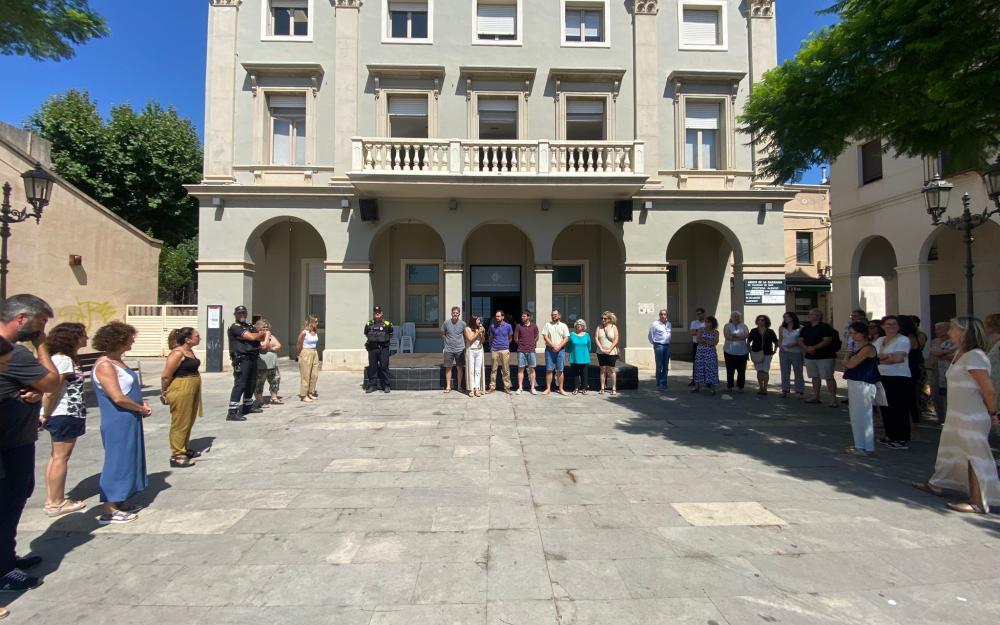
[633,141,645,175]
[351,138,364,172]
[538,141,551,174]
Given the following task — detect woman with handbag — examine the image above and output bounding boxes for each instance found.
[843,321,879,455]
[747,315,779,396]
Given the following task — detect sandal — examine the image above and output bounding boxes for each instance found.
[99,510,138,525]
[844,447,873,457]
[170,455,196,468]
[184,449,202,459]
[270,397,284,405]
[44,499,86,517]
[119,502,145,513]
[911,481,944,497]
[946,501,985,514]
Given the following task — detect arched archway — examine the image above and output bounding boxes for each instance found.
[921,220,1000,319]
[463,223,535,322]
[248,218,327,354]
[369,222,447,351]
[552,222,625,331]
[853,235,899,319]
[666,221,742,355]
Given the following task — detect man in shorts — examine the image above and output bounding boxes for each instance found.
[542,309,570,395]
[514,311,540,395]
[440,306,466,393]
[798,308,839,407]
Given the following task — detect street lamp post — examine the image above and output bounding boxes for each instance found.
[921,156,1000,317]
[1,163,56,299]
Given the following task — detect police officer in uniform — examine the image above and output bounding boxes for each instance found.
[227,305,269,420]
[364,305,393,393]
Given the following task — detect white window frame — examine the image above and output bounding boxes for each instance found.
[675,93,732,171]
[378,89,437,137]
[560,0,610,48]
[552,261,589,325]
[678,1,727,51]
[472,0,522,46]
[468,91,525,139]
[558,92,614,141]
[261,0,314,42]
[382,0,434,44]
[400,259,443,328]
[664,261,688,328]
[256,88,315,166]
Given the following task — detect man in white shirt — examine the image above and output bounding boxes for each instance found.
[542,309,570,395]
[648,308,672,390]
[688,307,706,386]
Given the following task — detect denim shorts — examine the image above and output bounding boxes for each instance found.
[545,348,566,372]
[518,351,537,368]
[45,414,86,442]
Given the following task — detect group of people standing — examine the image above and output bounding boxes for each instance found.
[435,307,623,397]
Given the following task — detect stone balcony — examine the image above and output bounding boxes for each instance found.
[348,137,647,199]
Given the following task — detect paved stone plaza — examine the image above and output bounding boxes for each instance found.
[5,362,999,624]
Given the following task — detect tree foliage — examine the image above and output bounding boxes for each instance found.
[27,90,203,304]
[0,0,108,60]
[740,0,1000,183]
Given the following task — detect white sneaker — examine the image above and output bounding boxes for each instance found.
[530,388,538,395]
[516,389,522,395]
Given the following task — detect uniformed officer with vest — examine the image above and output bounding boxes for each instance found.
[364,305,393,393]
[227,305,269,420]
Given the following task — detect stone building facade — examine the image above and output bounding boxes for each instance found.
[783,184,832,323]
[189,0,795,368]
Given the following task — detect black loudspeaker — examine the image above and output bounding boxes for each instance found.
[359,198,379,222]
[613,199,633,223]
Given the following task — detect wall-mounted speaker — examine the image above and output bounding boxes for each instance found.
[613,199,633,223]
[359,198,379,222]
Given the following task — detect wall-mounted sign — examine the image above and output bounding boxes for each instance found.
[744,279,786,305]
[638,303,655,315]
[470,266,521,293]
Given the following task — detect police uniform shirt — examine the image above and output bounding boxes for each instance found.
[364,319,392,344]
[229,321,259,356]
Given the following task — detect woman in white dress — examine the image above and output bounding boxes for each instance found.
[913,317,1000,514]
[464,316,486,397]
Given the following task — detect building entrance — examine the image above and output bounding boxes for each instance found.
[470,265,522,325]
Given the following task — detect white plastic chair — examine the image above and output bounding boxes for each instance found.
[400,335,415,353]
[403,322,416,340]
[389,325,400,353]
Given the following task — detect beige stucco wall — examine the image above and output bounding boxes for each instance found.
[0,125,161,332]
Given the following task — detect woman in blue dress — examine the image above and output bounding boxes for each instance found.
[692,316,720,394]
[91,322,150,524]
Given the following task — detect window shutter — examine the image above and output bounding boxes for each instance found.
[478,98,518,112]
[388,96,429,116]
[389,2,428,12]
[477,4,516,36]
[682,9,719,46]
[567,99,605,123]
[685,102,720,130]
[565,11,581,38]
[268,94,307,109]
[272,0,307,8]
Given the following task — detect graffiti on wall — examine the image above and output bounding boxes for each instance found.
[58,299,118,332]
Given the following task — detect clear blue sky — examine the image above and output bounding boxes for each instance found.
[0,0,837,181]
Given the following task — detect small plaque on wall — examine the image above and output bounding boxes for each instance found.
[638,303,655,315]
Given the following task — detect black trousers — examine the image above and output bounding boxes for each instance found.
[367,344,390,389]
[724,352,747,389]
[569,363,589,391]
[881,376,913,442]
[0,443,35,575]
[229,355,258,409]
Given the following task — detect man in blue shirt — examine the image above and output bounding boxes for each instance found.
[648,308,672,390]
[487,310,514,394]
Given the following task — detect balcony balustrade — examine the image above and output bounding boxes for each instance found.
[351,138,645,176]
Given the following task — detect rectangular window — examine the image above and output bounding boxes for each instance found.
[267,0,309,38]
[684,101,720,169]
[553,264,584,324]
[860,139,883,184]
[305,260,326,329]
[553,265,583,284]
[268,94,307,166]
[477,2,517,41]
[564,7,604,43]
[478,97,518,140]
[405,263,439,325]
[681,7,721,47]
[565,98,606,141]
[388,95,429,138]
[796,232,814,264]
[388,1,429,40]
[666,265,682,326]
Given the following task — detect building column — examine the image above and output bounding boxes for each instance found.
[323,261,372,370]
[195,260,255,368]
[747,0,778,180]
[623,262,669,369]
[894,263,931,325]
[632,1,659,176]
[736,261,787,326]
[833,271,860,324]
[203,0,241,183]
[443,263,464,315]
[334,0,362,176]
[534,265,553,323]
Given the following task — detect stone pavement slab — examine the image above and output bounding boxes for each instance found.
[3,361,999,624]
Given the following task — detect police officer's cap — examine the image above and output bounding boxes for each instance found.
[373,305,383,313]
[234,305,248,314]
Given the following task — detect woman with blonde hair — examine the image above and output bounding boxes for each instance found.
[595,311,620,396]
[913,317,1000,514]
[296,315,320,402]
[568,319,592,394]
[160,327,203,468]
[254,318,283,406]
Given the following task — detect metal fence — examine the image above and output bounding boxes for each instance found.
[125,305,199,356]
